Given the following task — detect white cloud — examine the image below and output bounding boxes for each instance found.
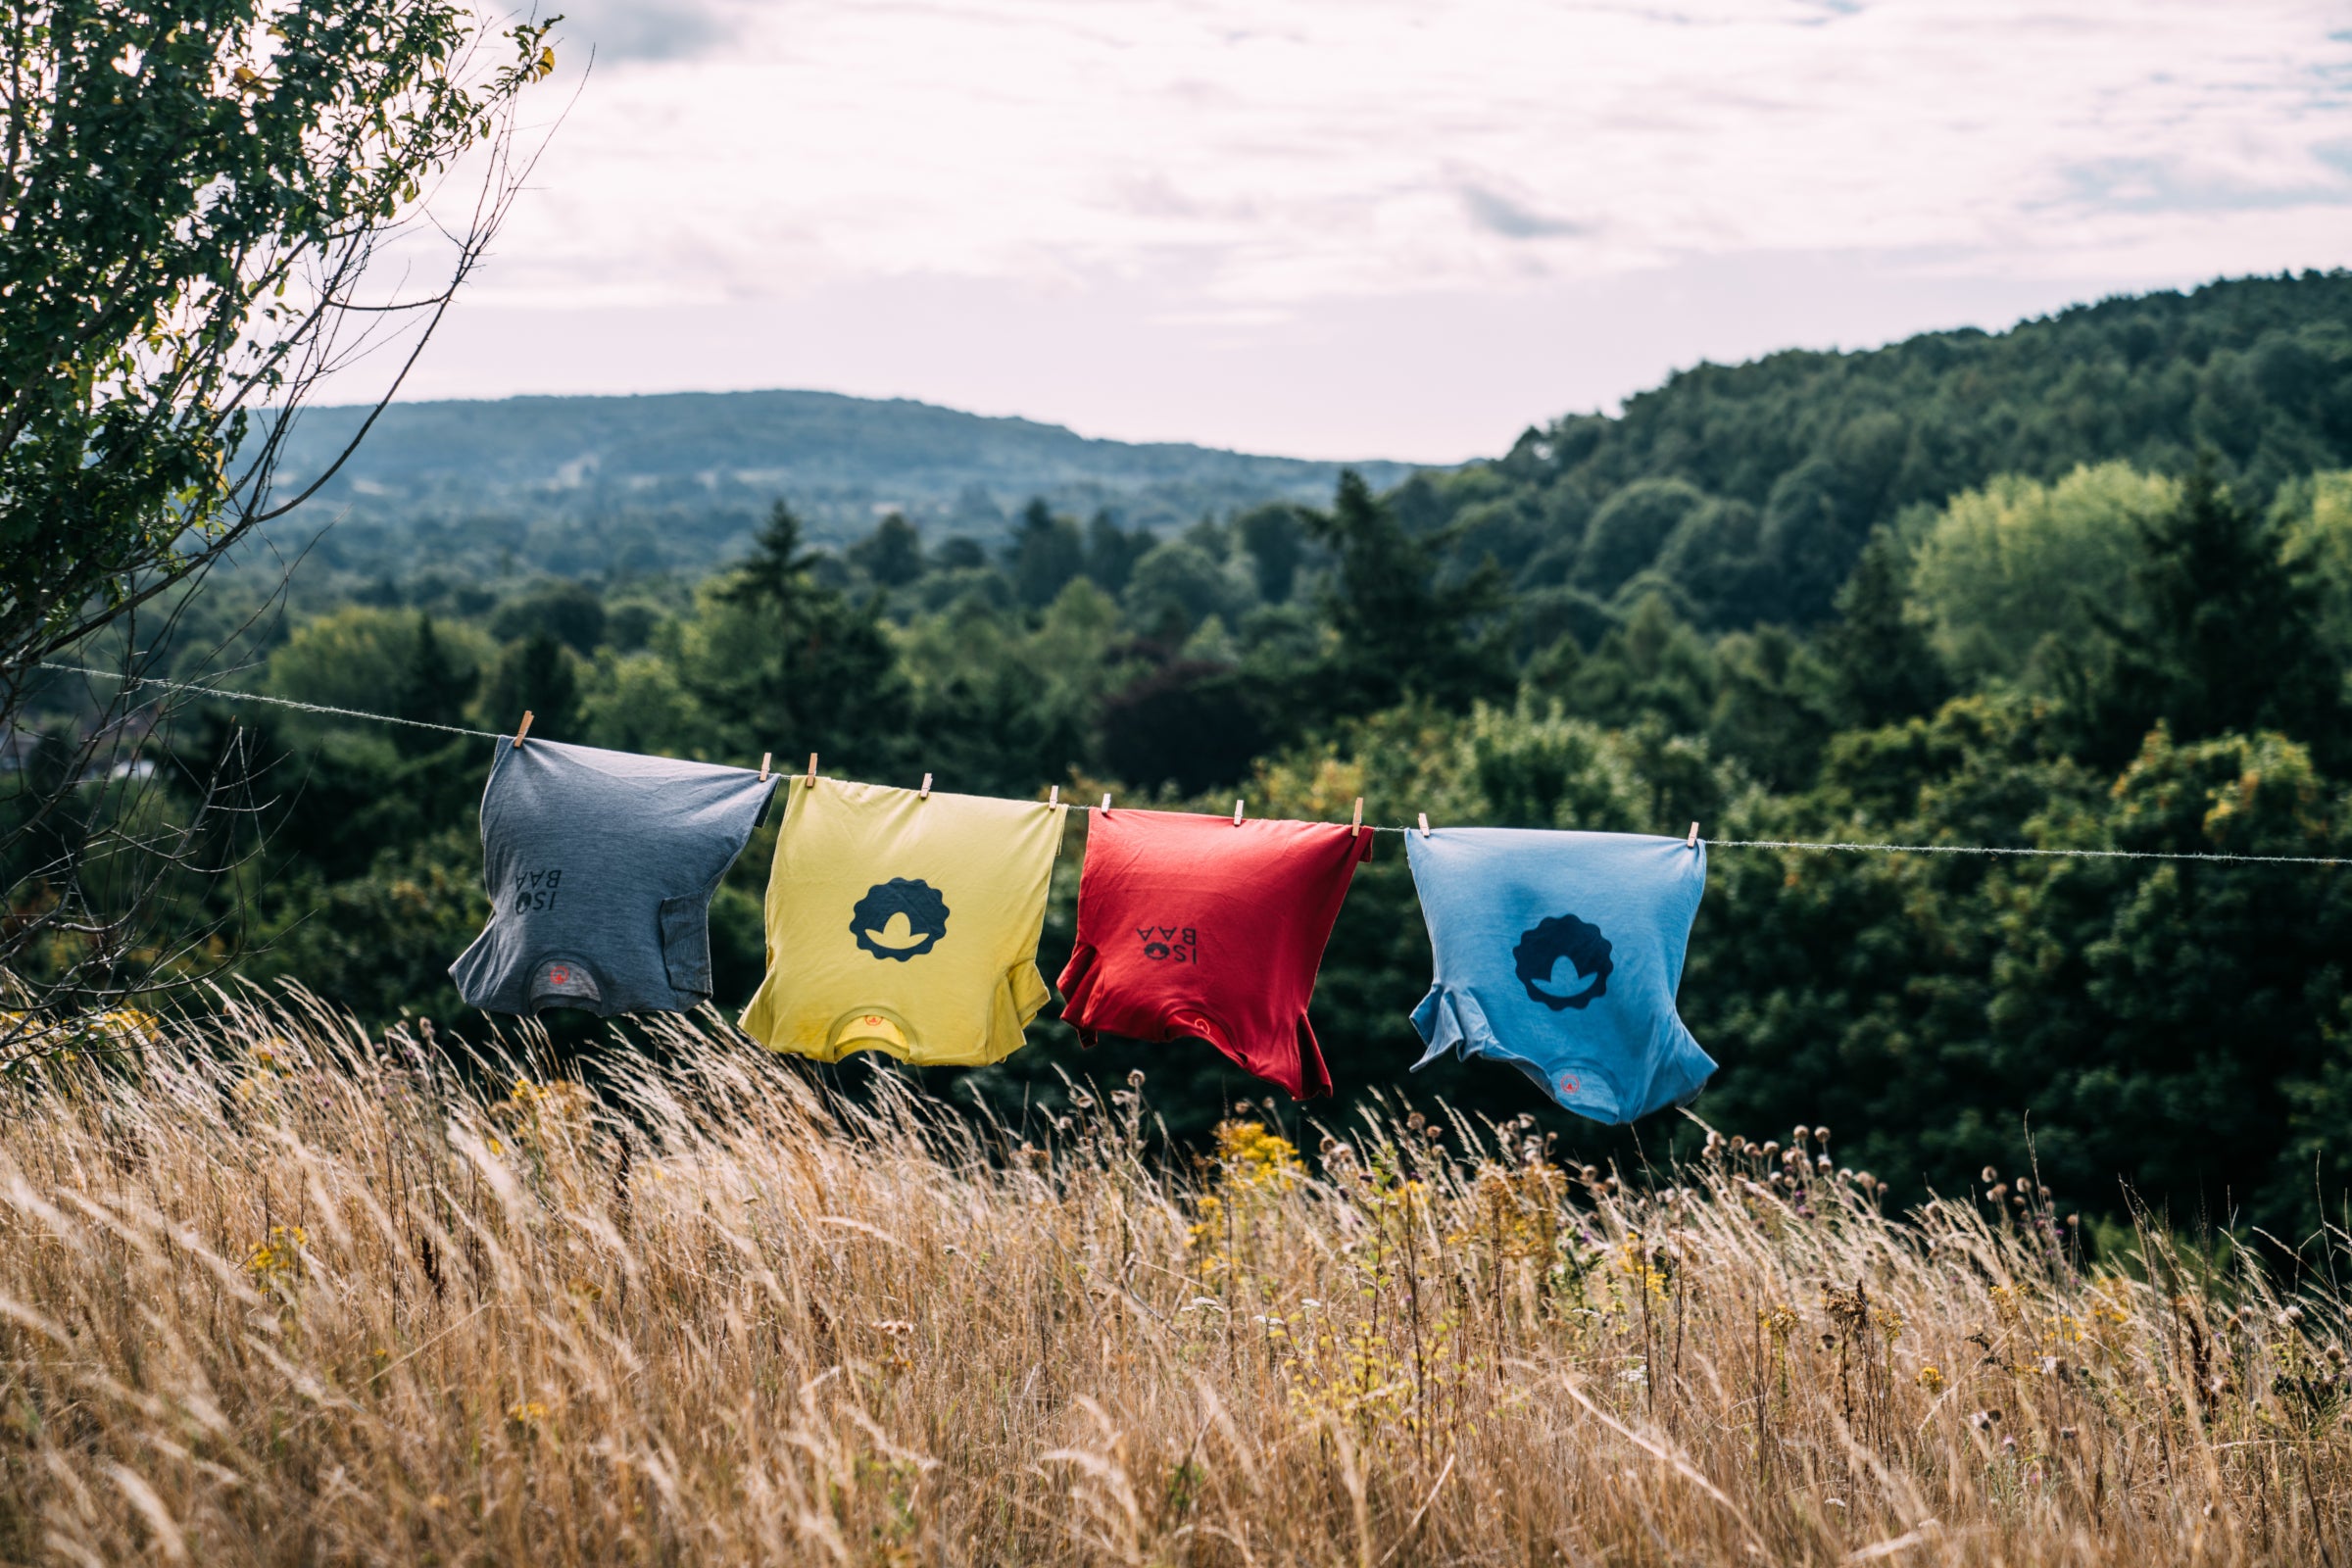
[378,0,2352,456]
[486,0,2349,308]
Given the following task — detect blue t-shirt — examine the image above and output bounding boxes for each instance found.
[1404,827,1714,1125]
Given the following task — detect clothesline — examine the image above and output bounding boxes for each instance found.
[37,661,2350,867]
[37,661,503,740]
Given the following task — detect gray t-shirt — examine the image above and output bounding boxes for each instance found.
[449,737,777,1016]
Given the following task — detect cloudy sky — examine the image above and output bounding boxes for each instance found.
[388,0,2352,461]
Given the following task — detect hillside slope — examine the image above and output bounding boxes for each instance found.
[264,388,1418,582]
[262,273,2352,613]
[1404,270,2352,636]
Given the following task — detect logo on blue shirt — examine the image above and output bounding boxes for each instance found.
[1512,913,1613,1010]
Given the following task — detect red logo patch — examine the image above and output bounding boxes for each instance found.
[548,964,570,985]
[1555,1072,1580,1097]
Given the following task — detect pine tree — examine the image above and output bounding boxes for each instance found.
[2080,456,2343,767]
[722,502,822,613]
[392,614,474,757]
[847,513,925,588]
[482,631,579,743]
[1306,470,1513,716]
[1236,504,1305,604]
[1005,499,1086,610]
[1083,511,1153,596]
[1816,526,1949,729]
[705,501,913,772]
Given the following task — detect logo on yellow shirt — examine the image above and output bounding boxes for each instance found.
[852,878,951,961]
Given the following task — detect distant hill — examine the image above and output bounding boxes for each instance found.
[260,389,1420,586]
[260,273,2352,612]
[1401,270,2352,637]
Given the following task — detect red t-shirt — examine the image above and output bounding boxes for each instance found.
[1057,808,1372,1100]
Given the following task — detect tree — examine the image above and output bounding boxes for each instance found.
[1305,470,1513,717]
[1236,504,1306,604]
[2075,457,2344,767]
[480,630,580,745]
[0,0,558,1040]
[3,0,557,694]
[694,503,913,773]
[849,513,926,588]
[1576,477,1707,597]
[390,614,476,755]
[1816,525,1950,730]
[1005,499,1086,610]
[1122,537,1239,644]
[1096,663,1270,795]
[1908,464,2173,689]
[1544,593,1716,738]
[1082,511,1154,596]
[489,581,608,656]
[2277,470,2352,666]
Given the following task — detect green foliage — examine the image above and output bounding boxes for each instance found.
[2278,471,2352,665]
[2071,459,2344,769]
[1816,527,1950,729]
[243,829,490,1023]
[391,616,477,756]
[1006,500,1087,610]
[1537,593,1714,736]
[1575,477,1709,597]
[77,275,2352,1251]
[1,0,555,682]
[847,513,926,588]
[490,581,609,657]
[1414,272,2352,631]
[480,632,582,744]
[1910,464,2177,688]
[1235,504,1307,605]
[687,503,914,772]
[1303,471,1514,719]
[260,390,1420,578]
[267,606,493,720]
[1124,535,1243,642]
[1690,713,2350,1238]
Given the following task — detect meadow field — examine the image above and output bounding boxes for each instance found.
[0,993,2343,1565]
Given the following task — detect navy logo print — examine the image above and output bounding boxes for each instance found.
[1134,925,1199,964]
[852,878,951,960]
[1512,912,1613,1010]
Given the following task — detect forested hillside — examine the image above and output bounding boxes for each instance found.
[257,389,1419,590]
[1405,270,2352,633]
[19,270,2352,1248]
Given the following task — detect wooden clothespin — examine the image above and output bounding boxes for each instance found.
[759,752,772,782]
[919,772,933,799]
[1233,798,1245,825]
[1350,798,1363,838]
[1687,821,1700,849]
[1048,785,1060,808]
[1100,793,1111,812]
[805,753,818,788]
[1417,812,1431,838]
[512,710,533,749]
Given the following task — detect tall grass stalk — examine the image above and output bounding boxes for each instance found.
[0,990,2345,1564]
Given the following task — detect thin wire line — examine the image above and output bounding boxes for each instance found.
[1344,825,2341,863]
[1699,836,2343,866]
[35,661,502,740]
[36,661,2348,867]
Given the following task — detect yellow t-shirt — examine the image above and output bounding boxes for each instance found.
[738,778,1065,1065]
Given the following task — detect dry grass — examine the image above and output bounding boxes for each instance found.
[0,991,2347,1566]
